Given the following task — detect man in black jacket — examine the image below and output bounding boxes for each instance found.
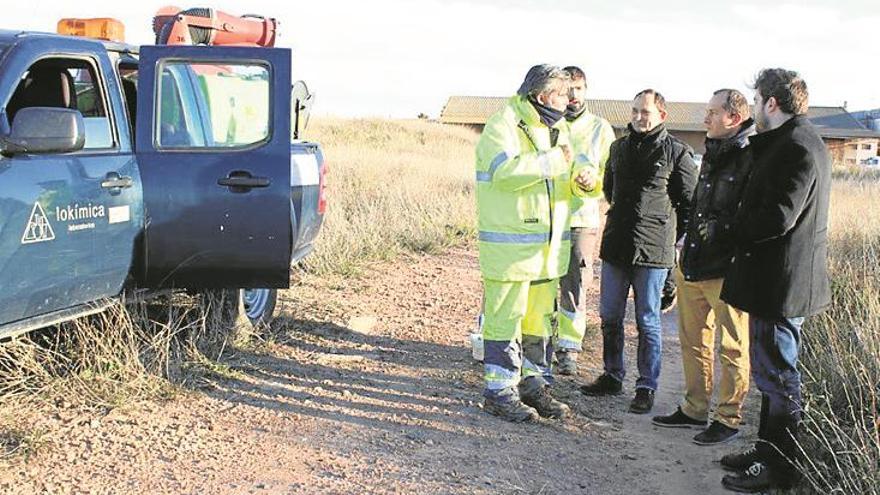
[580,89,698,414]
[719,69,831,493]
[652,89,754,446]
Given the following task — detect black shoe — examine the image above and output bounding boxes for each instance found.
[652,407,706,429]
[721,462,794,493]
[483,398,539,423]
[580,374,623,396]
[660,288,677,313]
[694,421,740,446]
[629,388,655,414]
[720,445,760,472]
[520,386,570,419]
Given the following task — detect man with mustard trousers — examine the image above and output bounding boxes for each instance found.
[476,65,596,422]
[652,89,755,445]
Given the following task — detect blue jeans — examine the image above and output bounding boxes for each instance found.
[599,261,667,390]
[750,315,804,480]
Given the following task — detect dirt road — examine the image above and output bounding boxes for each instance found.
[2,247,757,494]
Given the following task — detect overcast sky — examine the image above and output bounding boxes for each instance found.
[3,0,878,118]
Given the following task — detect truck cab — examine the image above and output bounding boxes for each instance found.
[0,29,325,338]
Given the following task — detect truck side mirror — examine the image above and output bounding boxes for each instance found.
[291,80,314,140]
[1,107,85,156]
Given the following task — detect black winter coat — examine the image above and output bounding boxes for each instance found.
[680,120,756,281]
[600,125,698,268]
[721,115,832,318]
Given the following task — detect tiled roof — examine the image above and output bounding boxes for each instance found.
[439,96,880,139]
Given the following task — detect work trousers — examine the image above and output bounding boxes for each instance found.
[557,227,599,352]
[482,278,558,402]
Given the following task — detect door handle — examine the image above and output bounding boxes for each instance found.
[218,171,271,190]
[101,173,133,189]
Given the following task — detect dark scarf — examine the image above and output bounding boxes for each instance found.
[704,118,756,163]
[529,96,565,128]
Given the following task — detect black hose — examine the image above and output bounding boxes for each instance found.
[155,8,214,45]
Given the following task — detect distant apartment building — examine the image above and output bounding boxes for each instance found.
[441,97,880,166]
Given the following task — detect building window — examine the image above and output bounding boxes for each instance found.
[862,143,873,150]
[847,144,858,150]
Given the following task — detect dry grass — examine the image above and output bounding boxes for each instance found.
[796,178,880,494]
[0,293,247,411]
[303,118,478,275]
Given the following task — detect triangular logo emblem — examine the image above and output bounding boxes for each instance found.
[21,202,56,244]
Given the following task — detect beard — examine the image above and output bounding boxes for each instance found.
[755,107,769,132]
[566,101,586,115]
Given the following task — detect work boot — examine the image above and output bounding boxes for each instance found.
[483,397,539,423]
[652,407,707,429]
[720,445,760,472]
[629,388,655,414]
[555,350,578,375]
[721,462,795,493]
[520,385,570,419]
[580,374,623,396]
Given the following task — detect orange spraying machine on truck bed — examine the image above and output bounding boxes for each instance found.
[152,6,278,46]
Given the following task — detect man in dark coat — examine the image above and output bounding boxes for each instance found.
[719,68,832,493]
[580,89,698,414]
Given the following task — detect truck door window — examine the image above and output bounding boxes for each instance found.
[5,58,114,149]
[117,65,138,136]
[156,62,269,149]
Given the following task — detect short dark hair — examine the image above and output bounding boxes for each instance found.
[634,88,666,112]
[563,65,587,85]
[713,88,751,119]
[752,68,808,115]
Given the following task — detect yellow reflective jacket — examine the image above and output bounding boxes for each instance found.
[567,110,615,229]
[475,95,587,281]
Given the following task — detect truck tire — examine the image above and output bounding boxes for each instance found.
[201,288,279,338]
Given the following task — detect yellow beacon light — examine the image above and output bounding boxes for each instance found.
[57,18,125,43]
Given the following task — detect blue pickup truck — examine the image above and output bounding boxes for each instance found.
[0,30,326,339]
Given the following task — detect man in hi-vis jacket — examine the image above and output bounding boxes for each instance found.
[475,65,595,422]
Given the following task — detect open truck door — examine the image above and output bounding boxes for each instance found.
[135,45,292,289]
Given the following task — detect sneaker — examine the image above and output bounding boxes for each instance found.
[694,421,740,446]
[652,407,707,429]
[720,445,760,472]
[721,462,791,493]
[483,398,539,423]
[555,350,578,376]
[580,374,623,396]
[629,388,655,414]
[660,288,677,313]
[520,386,570,419]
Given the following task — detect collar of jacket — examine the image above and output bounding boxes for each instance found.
[510,95,567,131]
[748,114,809,150]
[626,123,667,147]
[704,118,757,161]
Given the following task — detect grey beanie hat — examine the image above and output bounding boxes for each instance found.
[517,64,566,97]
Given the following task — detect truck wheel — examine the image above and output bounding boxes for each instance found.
[201,288,279,338]
[240,288,279,327]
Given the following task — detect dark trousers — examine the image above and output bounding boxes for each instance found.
[750,315,805,483]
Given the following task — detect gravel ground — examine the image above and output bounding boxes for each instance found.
[0,246,759,494]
